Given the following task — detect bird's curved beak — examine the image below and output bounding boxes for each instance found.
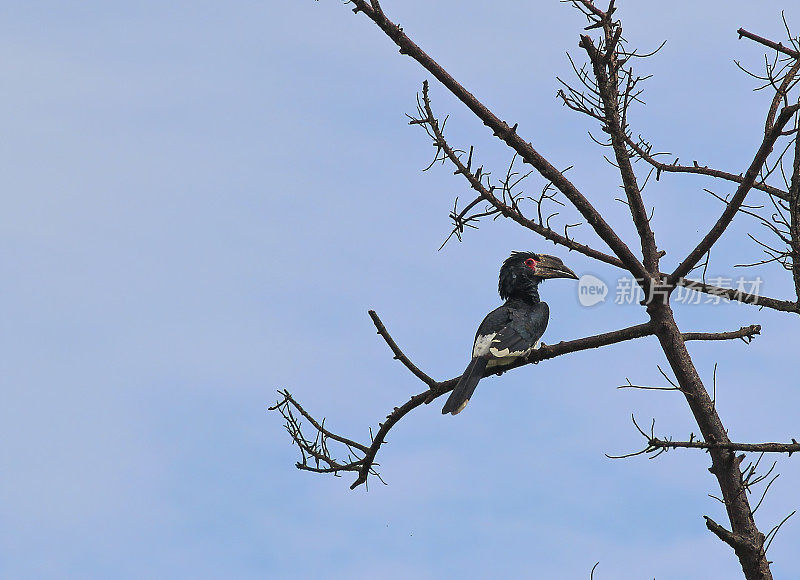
[536,255,579,280]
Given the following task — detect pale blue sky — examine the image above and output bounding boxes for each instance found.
[2,2,799,578]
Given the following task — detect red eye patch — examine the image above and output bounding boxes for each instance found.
[524,257,537,269]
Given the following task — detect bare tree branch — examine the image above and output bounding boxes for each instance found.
[648,305,773,579]
[580,26,660,272]
[680,324,761,342]
[670,102,800,282]
[280,4,800,577]
[411,81,623,267]
[616,415,800,458]
[765,60,800,135]
[368,309,437,388]
[416,82,799,313]
[788,109,800,301]
[674,278,799,313]
[624,135,790,201]
[739,27,800,60]
[273,318,657,490]
[651,437,800,455]
[345,0,650,280]
[705,516,758,553]
[274,309,764,490]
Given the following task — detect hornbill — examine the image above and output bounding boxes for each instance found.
[442,252,578,415]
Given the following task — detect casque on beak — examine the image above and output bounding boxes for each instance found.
[535,254,579,280]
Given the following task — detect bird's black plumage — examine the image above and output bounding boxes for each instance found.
[442,251,577,415]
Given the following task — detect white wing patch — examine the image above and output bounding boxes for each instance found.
[475,333,539,368]
[473,333,496,357]
[489,345,533,358]
[485,348,533,369]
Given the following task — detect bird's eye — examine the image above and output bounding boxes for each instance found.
[524,257,537,269]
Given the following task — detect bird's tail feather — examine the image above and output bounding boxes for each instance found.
[442,357,488,415]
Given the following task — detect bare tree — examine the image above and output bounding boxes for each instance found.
[271,2,800,578]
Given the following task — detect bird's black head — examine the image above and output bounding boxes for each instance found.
[498,251,578,301]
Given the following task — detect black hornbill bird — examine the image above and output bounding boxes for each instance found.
[442,251,579,415]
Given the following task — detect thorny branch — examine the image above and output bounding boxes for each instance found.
[410,81,622,267]
[624,136,791,202]
[416,81,798,312]
[669,102,800,282]
[620,51,798,203]
[609,415,800,459]
[651,438,800,454]
[674,278,798,312]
